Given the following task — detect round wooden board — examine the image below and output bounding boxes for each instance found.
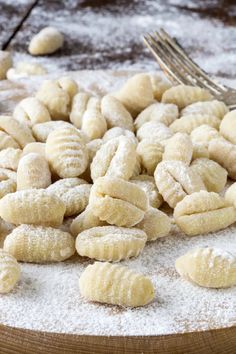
[0,324,235,354]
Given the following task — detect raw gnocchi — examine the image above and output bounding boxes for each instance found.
[136,139,163,175]
[13,97,51,126]
[181,100,228,119]
[0,148,22,171]
[190,124,221,148]
[70,207,107,236]
[136,121,173,143]
[0,249,20,293]
[28,27,64,55]
[0,116,35,148]
[131,175,163,209]
[79,261,155,307]
[209,138,236,179]
[170,114,220,134]
[163,133,193,165]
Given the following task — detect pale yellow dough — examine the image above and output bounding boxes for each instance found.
[0,249,20,293]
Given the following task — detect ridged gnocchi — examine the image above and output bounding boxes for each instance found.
[0,249,20,293]
[190,124,221,148]
[136,139,163,175]
[220,110,236,144]
[0,148,22,171]
[102,127,137,144]
[32,121,72,142]
[28,27,64,55]
[131,175,163,209]
[89,176,148,227]
[4,225,75,263]
[136,121,173,143]
[70,206,107,236]
[170,114,220,134]
[0,116,35,148]
[181,100,228,119]
[174,191,236,236]
[209,138,236,179]
[76,226,147,261]
[79,261,155,307]
[176,247,236,288]
[13,97,51,126]
[163,133,193,165]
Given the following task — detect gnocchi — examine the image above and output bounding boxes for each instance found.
[163,133,193,165]
[28,27,64,55]
[220,110,236,144]
[209,138,236,179]
[13,97,51,126]
[170,114,220,134]
[181,100,228,119]
[0,249,20,293]
[136,139,163,175]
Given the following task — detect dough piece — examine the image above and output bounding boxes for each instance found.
[136,139,163,175]
[28,27,64,55]
[4,225,75,263]
[136,207,171,241]
[136,121,173,143]
[174,191,236,236]
[190,124,221,147]
[17,153,51,190]
[114,73,154,116]
[102,127,137,145]
[70,207,107,236]
[89,176,148,227]
[79,261,155,307]
[57,76,78,100]
[76,226,147,261]
[170,114,220,134]
[13,97,51,126]
[220,110,236,144]
[149,73,172,101]
[175,247,236,288]
[163,133,193,165]
[209,138,236,179]
[22,142,46,157]
[0,51,12,80]
[45,126,89,178]
[36,80,72,120]
[0,131,20,150]
[32,121,72,142]
[0,168,16,182]
[0,189,65,226]
[181,100,228,119]
[154,160,206,208]
[0,116,35,148]
[190,158,227,193]
[0,179,16,199]
[70,93,107,139]
[86,139,103,161]
[225,182,236,207]
[0,148,22,171]
[0,249,20,293]
[7,62,47,80]
[131,175,163,208]
[90,136,136,181]
[192,143,209,160]
[162,85,213,108]
[101,95,134,131]
[47,178,91,216]
[135,102,178,130]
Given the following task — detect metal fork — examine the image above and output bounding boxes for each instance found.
[143,28,236,110]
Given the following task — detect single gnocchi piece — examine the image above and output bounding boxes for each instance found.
[209,138,236,179]
[0,131,20,151]
[57,76,78,100]
[175,247,236,288]
[174,191,236,236]
[225,182,236,207]
[17,153,51,190]
[76,226,147,261]
[70,207,107,236]
[163,133,193,165]
[32,120,72,142]
[149,73,171,101]
[103,127,137,145]
[0,249,20,293]
[0,148,22,171]
[220,110,236,144]
[90,136,136,181]
[86,139,103,161]
[114,73,154,116]
[101,95,134,131]
[0,116,35,148]
[136,207,171,241]
[136,139,163,175]
[70,93,107,139]
[0,179,16,199]
[190,158,227,193]
[135,102,178,130]
[0,189,65,226]
[89,176,148,227]
[28,27,64,55]
[22,142,46,157]
[4,225,75,263]
[162,85,213,108]
[181,100,228,119]
[47,178,91,216]
[7,62,47,80]
[131,175,163,209]
[13,97,51,126]
[170,114,220,134]
[192,143,209,160]
[190,124,221,147]
[79,261,155,307]
[136,121,173,143]
[0,51,12,80]
[45,126,89,178]
[154,160,206,208]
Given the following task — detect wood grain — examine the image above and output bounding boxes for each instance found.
[0,324,235,354]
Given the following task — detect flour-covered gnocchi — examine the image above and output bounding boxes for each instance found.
[181,100,228,119]
[4,225,75,263]
[13,97,51,126]
[7,62,47,80]
[149,73,171,101]
[0,148,22,171]
[76,226,147,261]
[89,176,148,227]
[0,179,16,199]
[209,138,236,179]
[70,206,107,236]
[190,125,221,148]
[163,133,193,165]
[22,142,46,157]
[29,27,64,55]
[137,121,173,143]
[32,120,72,142]
[0,116,35,148]
[174,191,236,236]
[220,110,236,144]
[131,175,163,209]
[102,127,137,144]
[79,261,155,307]
[0,249,20,293]
[170,114,220,134]
[176,247,236,288]
[137,139,163,175]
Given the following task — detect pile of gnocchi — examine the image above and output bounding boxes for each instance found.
[0,72,236,308]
